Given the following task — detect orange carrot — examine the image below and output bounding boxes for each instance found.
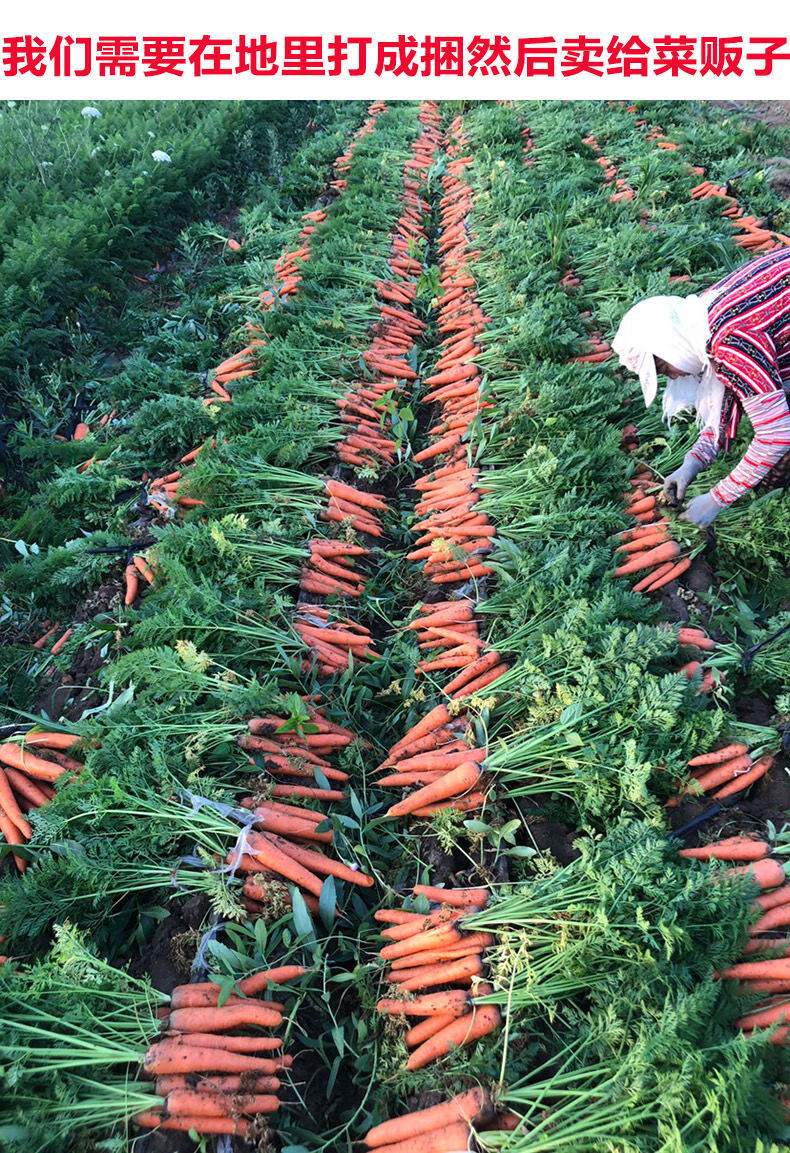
[688,744,749,767]
[679,837,769,861]
[386,762,482,819]
[377,990,471,1017]
[364,1087,493,1147]
[0,744,66,783]
[407,1003,501,1069]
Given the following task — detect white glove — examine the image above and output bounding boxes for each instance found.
[680,492,724,527]
[663,456,704,505]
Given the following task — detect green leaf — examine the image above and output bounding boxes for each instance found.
[290,886,316,942]
[319,875,336,931]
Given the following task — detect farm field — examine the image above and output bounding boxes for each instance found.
[1,97,790,1151]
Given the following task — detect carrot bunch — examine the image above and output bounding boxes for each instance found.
[327,102,385,194]
[362,1087,496,1152]
[135,967,303,1137]
[582,132,635,201]
[375,884,501,1069]
[691,179,790,254]
[319,477,387,537]
[295,604,379,675]
[376,699,487,819]
[679,839,790,1046]
[571,301,613,364]
[521,123,536,167]
[148,452,206,516]
[0,731,86,871]
[403,601,508,698]
[32,623,73,656]
[299,538,370,600]
[613,467,690,593]
[668,743,774,808]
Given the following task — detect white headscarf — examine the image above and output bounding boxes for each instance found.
[612,293,724,434]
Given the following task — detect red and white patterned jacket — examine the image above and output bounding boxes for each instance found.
[688,247,790,505]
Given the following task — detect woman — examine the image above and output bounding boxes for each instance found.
[613,247,790,526]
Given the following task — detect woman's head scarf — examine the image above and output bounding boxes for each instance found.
[612,293,724,433]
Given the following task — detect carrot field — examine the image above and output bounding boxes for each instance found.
[2,98,790,1152]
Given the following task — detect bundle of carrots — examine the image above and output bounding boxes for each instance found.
[521,123,536,167]
[690,179,790,254]
[299,538,370,600]
[0,730,86,871]
[135,966,304,1137]
[319,477,387,538]
[375,884,501,1070]
[295,603,379,675]
[681,838,790,1048]
[669,742,774,808]
[581,132,634,201]
[121,552,159,606]
[571,305,614,364]
[403,601,508,698]
[376,699,488,820]
[613,466,690,594]
[203,338,267,404]
[148,453,206,516]
[362,1087,499,1152]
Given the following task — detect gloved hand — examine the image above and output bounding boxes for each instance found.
[680,492,724,528]
[663,456,703,505]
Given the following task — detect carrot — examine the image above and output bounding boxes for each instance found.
[643,557,691,591]
[124,564,139,606]
[404,1013,456,1049]
[377,990,471,1017]
[230,833,324,898]
[736,1001,790,1031]
[0,770,32,838]
[749,903,790,935]
[267,833,374,887]
[4,767,51,809]
[396,955,484,992]
[411,792,486,817]
[690,753,754,792]
[757,883,790,912]
[50,628,74,656]
[364,1087,493,1147]
[0,743,66,783]
[412,885,488,908]
[712,755,773,800]
[166,1003,283,1033]
[442,651,504,695]
[163,1089,279,1118]
[380,925,465,962]
[143,1043,284,1077]
[363,1121,473,1153]
[407,1003,501,1070]
[387,706,452,761]
[726,858,786,891]
[134,1113,251,1137]
[325,479,386,511]
[688,744,749,767]
[386,762,481,819]
[613,541,680,577]
[679,837,769,862]
[133,556,156,584]
[389,934,494,968]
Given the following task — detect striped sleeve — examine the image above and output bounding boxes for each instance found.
[711,327,784,399]
[711,389,790,506]
[688,428,721,469]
